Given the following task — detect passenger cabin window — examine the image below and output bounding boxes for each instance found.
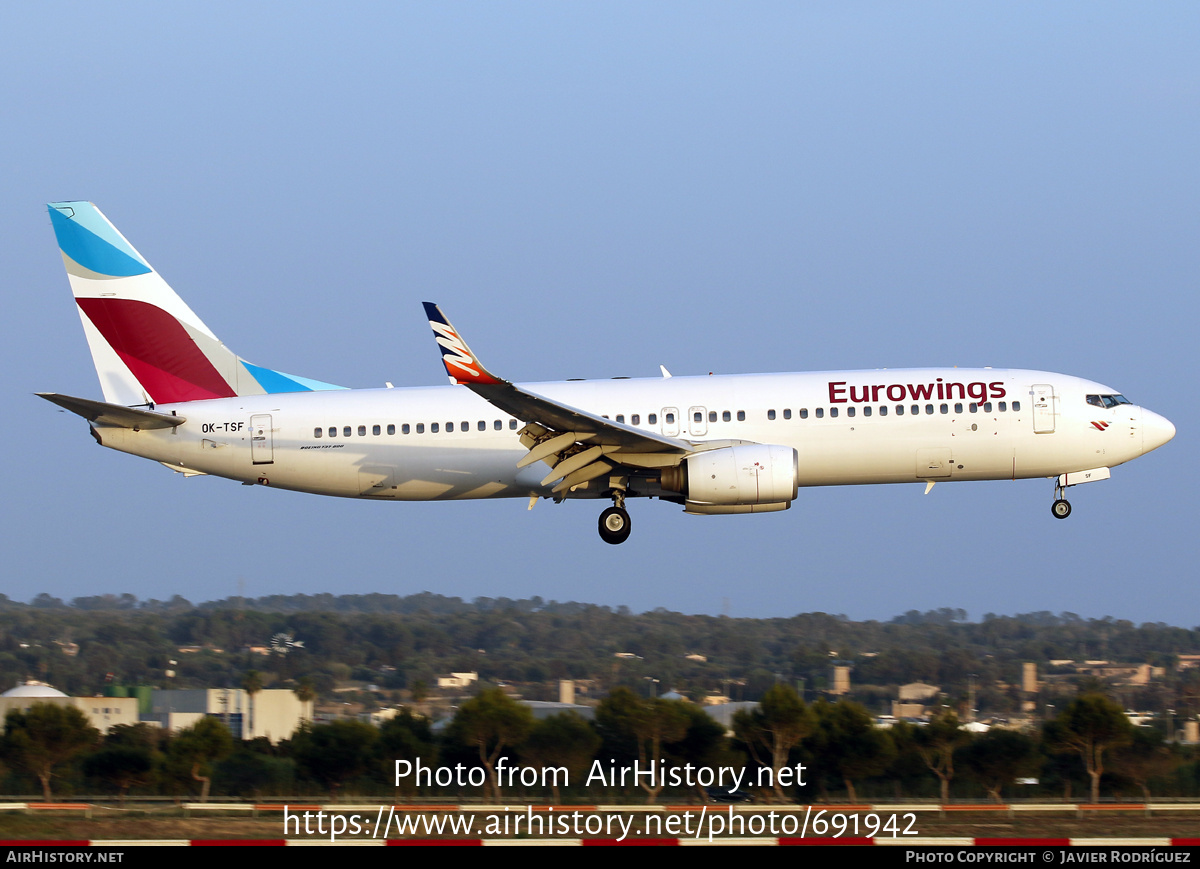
[767,409,776,420]
[446,422,454,432]
[665,412,675,424]
[314,427,322,438]
[895,405,904,415]
[494,420,502,430]
[954,403,963,414]
[617,415,626,423]
[510,419,518,429]
[829,407,838,418]
[632,414,640,425]
[373,424,381,435]
[998,402,1007,412]
[799,408,809,419]
[983,402,992,413]
[649,413,657,424]
[940,404,948,414]
[846,407,855,418]
[400,424,409,434]
[461,421,468,431]
[925,404,934,414]
[969,403,977,413]
[737,411,745,421]
[878,406,887,417]
[863,406,872,417]
[342,426,351,437]
[783,408,792,419]
[431,423,439,433]
[1012,401,1021,411]
[815,408,824,418]
[416,423,425,433]
[722,411,731,422]
[478,420,486,431]
[694,411,703,423]
[358,425,366,436]
[708,411,717,422]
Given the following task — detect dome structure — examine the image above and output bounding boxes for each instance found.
[1,681,68,698]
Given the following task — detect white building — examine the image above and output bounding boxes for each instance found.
[0,682,138,735]
[147,688,311,743]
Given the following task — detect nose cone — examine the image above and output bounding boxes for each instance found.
[1142,409,1176,454]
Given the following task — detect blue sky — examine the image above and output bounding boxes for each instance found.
[2,3,1196,623]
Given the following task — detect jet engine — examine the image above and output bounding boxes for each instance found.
[661,444,798,507]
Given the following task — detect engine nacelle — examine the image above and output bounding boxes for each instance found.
[683,501,791,515]
[662,444,798,506]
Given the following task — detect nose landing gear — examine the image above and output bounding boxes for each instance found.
[598,489,632,544]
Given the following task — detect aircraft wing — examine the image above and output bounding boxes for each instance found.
[423,303,692,492]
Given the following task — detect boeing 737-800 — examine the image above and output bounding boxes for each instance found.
[40,202,1175,544]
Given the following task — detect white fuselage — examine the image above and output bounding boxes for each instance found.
[91,367,1172,504]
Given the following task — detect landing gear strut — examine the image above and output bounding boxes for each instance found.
[1051,482,1072,519]
[598,489,631,545]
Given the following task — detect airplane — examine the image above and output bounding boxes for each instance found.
[40,201,1176,545]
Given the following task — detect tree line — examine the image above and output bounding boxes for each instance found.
[3,688,1195,804]
[1,595,1198,724]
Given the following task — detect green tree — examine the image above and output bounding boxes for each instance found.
[1110,727,1180,801]
[595,688,689,804]
[380,710,437,797]
[959,728,1040,803]
[449,688,534,799]
[667,703,730,803]
[291,720,380,797]
[813,699,896,802]
[519,712,600,803]
[167,716,234,802]
[83,746,155,804]
[733,683,814,803]
[241,670,263,738]
[1050,694,1133,804]
[1,704,99,801]
[915,710,968,804]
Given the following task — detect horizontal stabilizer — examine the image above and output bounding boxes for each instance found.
[37,393,186,430]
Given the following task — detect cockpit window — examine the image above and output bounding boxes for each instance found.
[1086,394,1133,409]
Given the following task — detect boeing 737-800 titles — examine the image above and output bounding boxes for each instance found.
[40,202,1176,544]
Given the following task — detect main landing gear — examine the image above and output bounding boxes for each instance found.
[598,490,632,545]
[1051,481,1071,519]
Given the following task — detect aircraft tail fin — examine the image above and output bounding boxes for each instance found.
[48,202,343,406]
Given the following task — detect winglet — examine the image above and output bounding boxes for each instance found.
[422,302,504,385]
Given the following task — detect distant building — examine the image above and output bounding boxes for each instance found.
[521,700,595,721]
[898,682,940,702]
[436,671,478,689]
[705,701,759,735]
[146,688,311,743]
[891,701,927,719]
[830,665,851,696]
[0,682,137,735]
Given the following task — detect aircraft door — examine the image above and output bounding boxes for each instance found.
[1031,384,1056,434]
[688,406,708,437]
[661,407,680,437]
[251,414,274,464]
